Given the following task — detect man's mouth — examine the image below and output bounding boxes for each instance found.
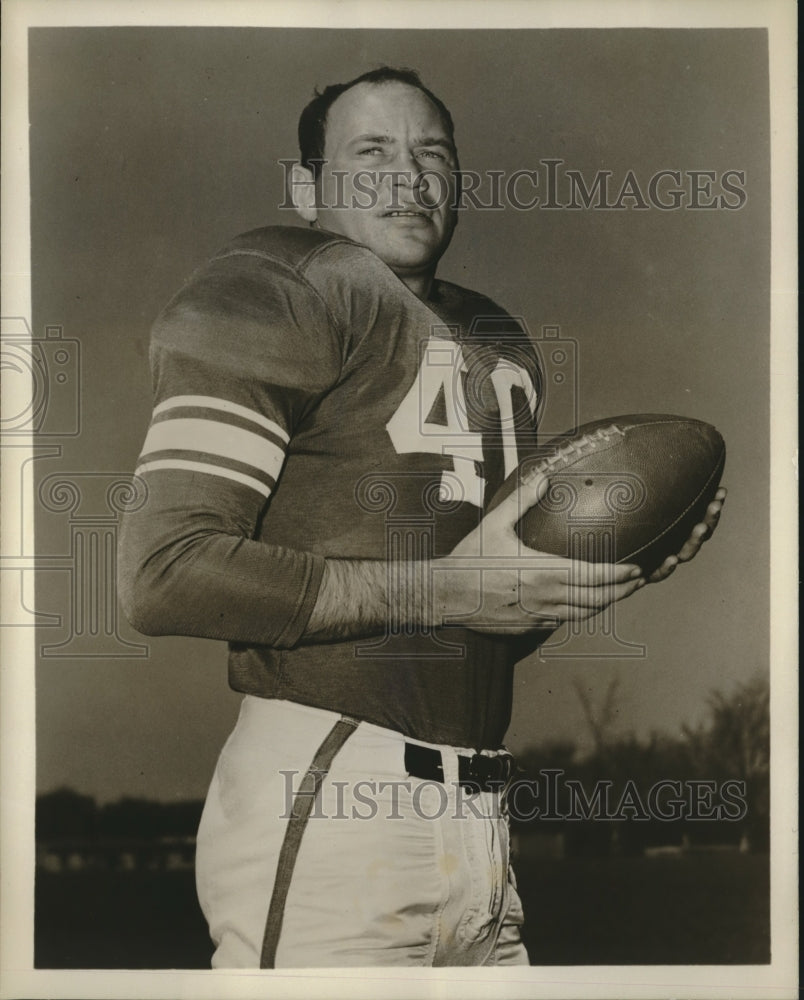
[382,209,430,219]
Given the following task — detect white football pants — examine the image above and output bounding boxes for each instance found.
[195,696,529,967]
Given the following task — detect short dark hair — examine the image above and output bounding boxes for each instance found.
[298,66,456,178]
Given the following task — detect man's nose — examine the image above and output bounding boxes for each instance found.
[390,149,429,192]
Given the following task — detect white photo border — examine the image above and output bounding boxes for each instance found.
[1,1,797,998]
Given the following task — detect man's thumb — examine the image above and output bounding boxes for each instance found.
[486,465,550,530]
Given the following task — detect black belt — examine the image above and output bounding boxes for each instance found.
[404,742,515,793]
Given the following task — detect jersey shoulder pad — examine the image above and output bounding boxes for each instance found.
[431,279,527,339]
[214,225,357,271]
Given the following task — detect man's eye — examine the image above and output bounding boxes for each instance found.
[418,149,446,160]
[359,147,383,156]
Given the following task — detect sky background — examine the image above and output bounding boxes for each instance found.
[28,26,769,803]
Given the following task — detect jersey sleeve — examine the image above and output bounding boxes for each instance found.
[118,246,344,647]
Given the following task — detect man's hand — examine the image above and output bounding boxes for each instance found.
[304,480,726,643]
[647,487,727,583]
[433,471,645,635]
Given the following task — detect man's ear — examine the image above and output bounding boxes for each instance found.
[290,164,318,223]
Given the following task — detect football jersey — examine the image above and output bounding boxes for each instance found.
[119,226,541,749]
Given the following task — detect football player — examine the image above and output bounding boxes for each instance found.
[119,67,724,967]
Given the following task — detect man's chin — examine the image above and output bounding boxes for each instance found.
[374,233,452,276]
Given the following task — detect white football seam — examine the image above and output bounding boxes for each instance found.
[537,424,627,471]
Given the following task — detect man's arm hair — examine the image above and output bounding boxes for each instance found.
[303,558,438,642]
[302,559,390,642]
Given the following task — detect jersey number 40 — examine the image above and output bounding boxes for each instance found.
[386,335,537,508]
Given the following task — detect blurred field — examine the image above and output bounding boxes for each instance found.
[35,848,769,968]
[515,848,769,965]
[35,868,212,969]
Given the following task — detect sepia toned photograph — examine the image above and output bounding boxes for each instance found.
[1,2,797,998]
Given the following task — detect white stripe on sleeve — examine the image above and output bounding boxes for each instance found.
[153,395,290,443]
[141,418,285,480]
[135,459,271,498]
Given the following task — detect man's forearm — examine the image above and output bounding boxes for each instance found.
[303,558,437,642]
[303,552,553,643]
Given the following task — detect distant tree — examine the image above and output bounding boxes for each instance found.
[684,673,770,780]
[97,797,161,839]
[36,788,98,840]
[683,672,770,851]
[516,739,578,778]
[96,797,206,839]
[573,675,622,763]
[514,671,770,855]
[162,800,205,837]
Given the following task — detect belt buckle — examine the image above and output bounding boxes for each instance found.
[465,754,490,786]
[404,742,445,783]
[462,751,514,793]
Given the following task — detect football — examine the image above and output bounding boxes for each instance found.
[490,413,725,574]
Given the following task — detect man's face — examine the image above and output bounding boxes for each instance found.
[312,81,459,280]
